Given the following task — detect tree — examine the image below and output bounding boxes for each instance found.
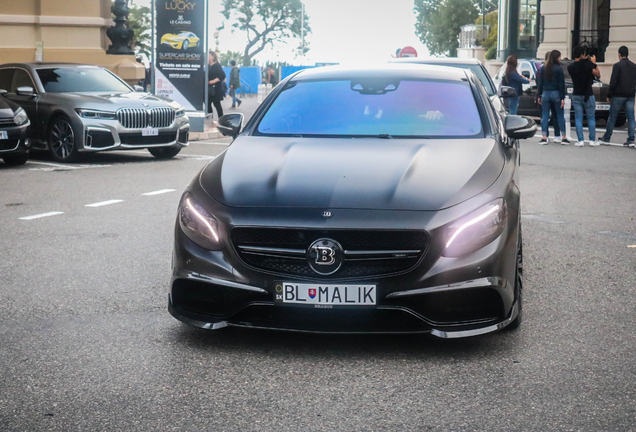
[220,50,245,66]
[127,2,151,60]
[475,11,498,59]
[414,0,480,57]
[221,0,311,66]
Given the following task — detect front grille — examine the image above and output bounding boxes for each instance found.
[119,131,177,145]
[0,139,20,151]
[0,118,14,126]
[231,228,429,280]
[117,108,175,129]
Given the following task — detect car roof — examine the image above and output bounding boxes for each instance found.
[0,63,103,71]
[292,63,470,82]
[389,57,484,66]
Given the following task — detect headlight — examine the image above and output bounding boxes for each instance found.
[75,108,117,120]
[175,108,186,118]
[443,198,507,257]
[13,108,28,125]
[178,192,222,250]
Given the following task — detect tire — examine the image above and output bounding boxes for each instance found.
[48,116,79,162]
[148,146,182,159]
[614,116,626,127]
[507,228,523,330]
[3,153,29,166]
[182,40,189,50]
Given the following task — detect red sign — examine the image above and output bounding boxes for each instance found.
[399,46,418,58]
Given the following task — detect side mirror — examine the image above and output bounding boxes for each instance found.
[499,86,516,98]
[134,85,144,92]
[0,89,7,97]
[504,115,537,140]
[16,86,34,97]
[217,113,244,137]
[521,71,531,78]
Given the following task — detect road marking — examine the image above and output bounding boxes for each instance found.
[27,161,111,171]
[19,211,64,221]
[142,189,176,196]
[85,199,124,208]
[122,150,216,160]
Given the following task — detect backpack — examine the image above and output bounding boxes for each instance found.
[220,81,228,97]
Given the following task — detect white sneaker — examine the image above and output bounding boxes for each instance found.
[554,137,562,143]
[589,141,599,147]
[574,141,584,147]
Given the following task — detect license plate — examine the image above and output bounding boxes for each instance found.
[596,104,610,111]
[142,127,159,136]
[274,282,376,307]
[0,131,7,139]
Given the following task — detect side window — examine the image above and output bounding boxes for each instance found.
[12,69,36,93]
[0,69,14,92]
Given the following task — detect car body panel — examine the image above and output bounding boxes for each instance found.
[160,32,200,50]
[0,93,30,159]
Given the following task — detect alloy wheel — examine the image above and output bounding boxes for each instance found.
[50,119,76,161]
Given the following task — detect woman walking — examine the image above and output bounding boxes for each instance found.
[537,50,568,145]
[502,55,530,115]
[207,50,226,119]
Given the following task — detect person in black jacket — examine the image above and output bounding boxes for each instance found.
[599,46,636,146]
[537,50,569,145]
[567,46,601,146]
[207,50,226,119]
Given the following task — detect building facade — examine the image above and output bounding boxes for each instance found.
[497,0,636,76]
[0,0,143,84]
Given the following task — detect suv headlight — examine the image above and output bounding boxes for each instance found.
[13,107,28,125]
[175,108,186,118]
[178,192,222,250]
[75,108,117,120]
[443,198,507,257]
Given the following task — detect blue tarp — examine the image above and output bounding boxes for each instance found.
[281,66,316,80]
[222,66,261,94]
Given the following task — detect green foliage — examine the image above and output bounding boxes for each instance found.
[414,0,480,57]
[222,0,311,66]
[486,45,497,60]
[127,1,151,60]
[475,10,498,53]
[220,50,244,66]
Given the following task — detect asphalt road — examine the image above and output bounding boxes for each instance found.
[1,131,635,431]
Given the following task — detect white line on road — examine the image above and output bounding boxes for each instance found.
[190,141,230,145]
[122,150,216,159]
[142,189,176,196]
[85,199,124,208]
[19,211,64,221]
[27,161,111,170]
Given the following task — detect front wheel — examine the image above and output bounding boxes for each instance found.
[49,116,79,162]
[148,146,182,159]
[182,40,189,50]
[3,153,29,166]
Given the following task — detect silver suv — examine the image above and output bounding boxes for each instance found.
[0,63,189,162]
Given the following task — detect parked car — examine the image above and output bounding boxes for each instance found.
[0,89,30,165]
[0,63,190,162]
[389,57,506,116]
[160,32,200,50]
[169,64,537,338]
[493,58,626,126]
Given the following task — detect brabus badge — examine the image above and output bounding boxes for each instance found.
[322,211,333,218]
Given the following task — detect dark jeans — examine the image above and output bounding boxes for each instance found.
[571,95,596,141]
[230,88,241,107]
[541,90,565,137]
[209,100,223,119]
[603,96,635,142]
[509,96,519,115]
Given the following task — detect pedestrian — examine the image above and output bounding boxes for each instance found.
[265,65,278,87]
[207,50,226,119]
[599,46,636,147]
[538,51,562,142]
[229,60,242,109]
[567,45,601,146]
[502,55,530,115]
[537,50,569,145]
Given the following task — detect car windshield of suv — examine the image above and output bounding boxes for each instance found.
[257,79,483,138]
[37,67,131,93]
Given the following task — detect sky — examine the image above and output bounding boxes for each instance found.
[132,0,432,65]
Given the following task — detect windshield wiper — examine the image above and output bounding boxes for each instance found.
[377,134,392,139]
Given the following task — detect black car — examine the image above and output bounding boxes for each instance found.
[493,59,626,125]
[0,89,30,165]
[169,64,537,338]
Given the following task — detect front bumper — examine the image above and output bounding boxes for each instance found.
[0,121,30,156]
[75,115,189,152]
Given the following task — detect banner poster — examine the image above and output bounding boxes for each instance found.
[155,0,206,111]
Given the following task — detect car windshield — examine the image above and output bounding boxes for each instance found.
[37,67,131,93]
[427,63,496,96]
[257,79,483,138]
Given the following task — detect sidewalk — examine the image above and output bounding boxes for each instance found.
[190,94,261,141]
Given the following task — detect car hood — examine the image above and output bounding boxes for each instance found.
[200,137,504,211]
[0,95,17,119]
[44,91,179,109]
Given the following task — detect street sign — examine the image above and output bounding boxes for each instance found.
[399,46,418,58]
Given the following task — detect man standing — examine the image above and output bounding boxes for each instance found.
[567,46,601,146]
[599,46,636,147]
[229,60,242,109]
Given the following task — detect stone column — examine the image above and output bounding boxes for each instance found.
[536,0,573,59]
[604,0,636,63]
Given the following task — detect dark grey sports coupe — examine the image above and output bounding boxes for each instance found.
[169,64,537,338]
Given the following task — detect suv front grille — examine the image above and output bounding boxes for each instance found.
[117,108,175,129]
[231,228,429,280]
